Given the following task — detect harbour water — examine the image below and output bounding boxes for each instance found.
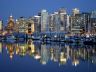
[0,40,96,72]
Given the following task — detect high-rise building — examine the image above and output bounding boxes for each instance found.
[67,15,70,33]
[91,18,96,34]
[49,14,55,32]
[58,8,69,33]
[27,18,35,34]
[71,9,92,35]
[0,19,3,34]
[91,10,96,18]
[71,8,80,34]
[41,9,49,32]
[6,15,15,34]
[14,19,18,32]
[54,12,60,32]
[33,15,41,33]
[70,12,91,35]
[58,8,67,14]
[80,13,91,34]
[90,11,96,34]
[15,17,34,34]
[70,14,83,34]
[72,8,80,16]
[49,8,70,34]
[0,19,3,30]
[48,8,69,34]
[15,17,27,33]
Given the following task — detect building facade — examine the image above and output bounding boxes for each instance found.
[6,15,15,34]
[0,19,3,34]
[33,16,41,33]
[59,8,69,33]
[27,18,35,34]
[15,17,27,33]
[70,11,91,35]
[70,14,83,35]
[41,9,49,32]
[90,11,96,34]
[81,13,91,34]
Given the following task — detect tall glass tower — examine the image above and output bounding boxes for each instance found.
[91,10,96,18]
[0,19,3,31]
[91,10,96,34]
[41,9,49,32]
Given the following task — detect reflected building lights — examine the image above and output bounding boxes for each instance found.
[59,52,67,65]
[72,59,79,66]
[0,42,2,53]
[1,41,96,65]
[6,44,14,59]
[16,43,19,55]
[40,44,49,65]
[27,39,35,55]
[18,43,27,56]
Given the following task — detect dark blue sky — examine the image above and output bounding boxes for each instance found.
[0,0,96,23]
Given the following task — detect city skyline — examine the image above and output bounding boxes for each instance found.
[0,8,96,27]
[0,0,96,23]
[0,7,96,37]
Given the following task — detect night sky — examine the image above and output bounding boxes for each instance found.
[0,0,96,24]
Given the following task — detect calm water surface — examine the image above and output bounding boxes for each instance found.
[0,40,96,72]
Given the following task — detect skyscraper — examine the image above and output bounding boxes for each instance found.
[72,8,80,16]
[91,10,96,18]
[41,9,49,32]
[27,18,35,34]
[91,11,96,34]
[70,10,91,35]
[0,19,3,31]
[6,15,15,34]
[70,14,83,35]
[33,15,41,33]
[49,14,55,32]
[54,12,60,32]
[16,17,27,33]
[58,8,69,33]
[0,19,3,34]
[80,13,91,34]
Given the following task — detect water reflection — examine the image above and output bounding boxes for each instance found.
[0,40,96,66]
